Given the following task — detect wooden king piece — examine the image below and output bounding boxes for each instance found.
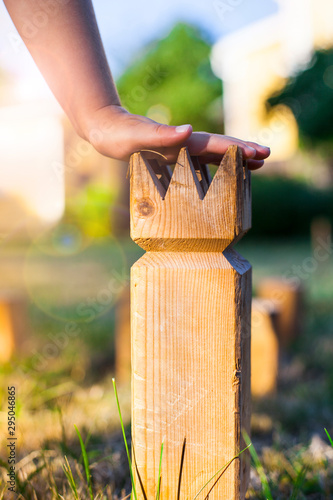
[130,145,252,499]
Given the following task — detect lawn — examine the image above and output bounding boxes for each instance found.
[0,234,333,499]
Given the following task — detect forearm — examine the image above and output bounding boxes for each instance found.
[4,0,270,166]
[3,0,120,136]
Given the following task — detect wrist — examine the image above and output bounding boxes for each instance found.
[78,104,132,158]
[75,103,126,142]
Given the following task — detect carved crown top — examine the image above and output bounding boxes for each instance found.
[130,145,251,251]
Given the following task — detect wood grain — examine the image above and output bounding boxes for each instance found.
[130,146,251,252]
[130,146,252,499]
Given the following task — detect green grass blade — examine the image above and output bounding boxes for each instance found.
[191,443,251,500]
[62,456,79,500]
[155,440,164,500]
[74,425,94,500]
[325,428,333,448]
[289,465,308,500]
[112,378,138,500]
[243,431,273,500]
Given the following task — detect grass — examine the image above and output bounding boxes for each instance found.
[0,237,333,498]
[112,378,137,500]
[113,377,250,500]
[243,431,273,500]
[189,444,251,500]
[324,428,333,448]
[74,425,94,500]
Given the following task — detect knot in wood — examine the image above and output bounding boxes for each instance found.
[135,198,155,218]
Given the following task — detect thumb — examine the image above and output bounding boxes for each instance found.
[137,122,193,149]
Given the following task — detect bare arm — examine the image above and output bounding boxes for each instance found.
[4,0,120,131]
[3,0,270,168]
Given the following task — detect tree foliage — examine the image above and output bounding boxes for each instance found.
[116,23,223,133]
[267,49,333,154]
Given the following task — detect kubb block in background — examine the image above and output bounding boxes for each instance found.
[130,146,252,499]
[0,291,30,363]
[251,298,279,397]
[257,277,303,349]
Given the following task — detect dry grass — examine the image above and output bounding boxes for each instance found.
[0,238,333,498]
[0,349,132,499]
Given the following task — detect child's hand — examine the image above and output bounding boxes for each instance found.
[84,105,270,170]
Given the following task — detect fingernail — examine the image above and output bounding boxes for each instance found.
[175,124,191,133]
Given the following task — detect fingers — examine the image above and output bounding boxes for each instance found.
[146,143,268,170]
[88,107,270,170]
[135,121,193,150]
[244,141,270,160]
[196,156,265,170]
[247,159,265,170]
[155,123,193,147]
[185,132,270,163]
[185,132,254,158]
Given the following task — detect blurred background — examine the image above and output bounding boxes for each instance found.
[1,0,333,497]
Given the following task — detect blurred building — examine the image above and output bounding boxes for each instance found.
[0,100,65,239]
[0,98,129,242]
[211,0,333,166]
